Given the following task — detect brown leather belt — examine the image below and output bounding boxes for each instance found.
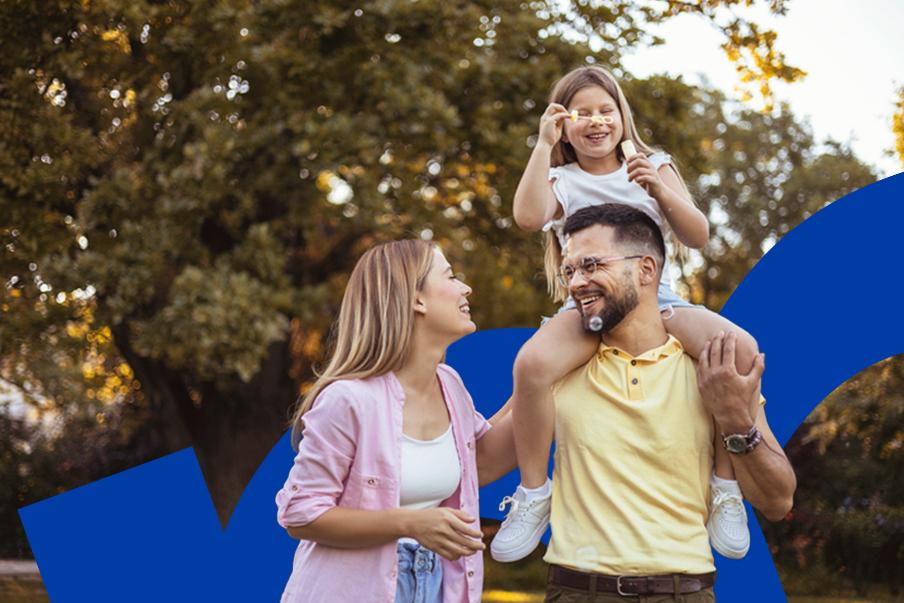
[549,565,715,596]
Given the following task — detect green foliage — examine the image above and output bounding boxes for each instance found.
[764,357,904,597]
[684,98,876,308]
[894,87,904,170]
[0,396,189,558]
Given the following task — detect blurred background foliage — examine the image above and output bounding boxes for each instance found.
[763,357,904,598]
[0,1,899,593]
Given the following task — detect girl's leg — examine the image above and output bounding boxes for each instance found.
[491,309,598,563]
[662,306,759,480]
[512,309,599,488]
[662,306,758,373]
[663,305,756,559]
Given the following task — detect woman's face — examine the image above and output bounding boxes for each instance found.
[415,248,475,341]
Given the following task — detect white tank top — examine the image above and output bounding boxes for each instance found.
[399,425,461,510]
[398,425,462,545]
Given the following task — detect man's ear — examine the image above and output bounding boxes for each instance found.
[638,255,659,286]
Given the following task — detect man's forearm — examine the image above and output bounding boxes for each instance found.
[725,419,796,521]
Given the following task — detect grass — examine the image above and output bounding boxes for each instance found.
[483,591,545,602]
[0,577,49,603]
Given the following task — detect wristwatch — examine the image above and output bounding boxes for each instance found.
[721,424,763,454]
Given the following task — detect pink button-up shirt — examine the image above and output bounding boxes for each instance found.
[276,365,491,603]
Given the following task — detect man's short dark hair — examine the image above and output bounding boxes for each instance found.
[563,204,666,269]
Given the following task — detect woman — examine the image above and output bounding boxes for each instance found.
[276,240,516,603]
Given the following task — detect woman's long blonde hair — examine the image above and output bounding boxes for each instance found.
[290,239,435,448]
[543,65,692,302]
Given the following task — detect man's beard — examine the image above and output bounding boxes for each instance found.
[580,273,639,334]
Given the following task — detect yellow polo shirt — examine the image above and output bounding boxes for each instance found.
[543,335,716,575]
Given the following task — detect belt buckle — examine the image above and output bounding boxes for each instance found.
[616,575,638,597]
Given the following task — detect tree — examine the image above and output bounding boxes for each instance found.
[679,94,876,308]
[762,357,904,597]
[0,0,840,522]
[894,86,904,169]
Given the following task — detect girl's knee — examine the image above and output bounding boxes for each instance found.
[732,328,759,373]
[513,343,555,390]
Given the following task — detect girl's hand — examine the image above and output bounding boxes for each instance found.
[538,103,570,148]
[626,152,666,199]
[406,507,485,561]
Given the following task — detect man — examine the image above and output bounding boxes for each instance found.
[541,204,796,601]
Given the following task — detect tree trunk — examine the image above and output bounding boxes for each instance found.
[113,327,295,524]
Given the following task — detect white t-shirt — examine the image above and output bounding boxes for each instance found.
[543,152,673,252]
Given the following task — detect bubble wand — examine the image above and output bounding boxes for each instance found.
[569,111,615,126]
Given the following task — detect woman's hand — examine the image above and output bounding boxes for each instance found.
[405,507,485,561]
[538,103,570,148]
[626,152,666,199]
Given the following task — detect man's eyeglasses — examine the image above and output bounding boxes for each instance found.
[557,255,644,287]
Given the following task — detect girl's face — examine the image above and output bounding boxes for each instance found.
[414,248,475,342]
[562,85,624,162]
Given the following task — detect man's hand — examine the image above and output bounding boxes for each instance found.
[696,331,766,434]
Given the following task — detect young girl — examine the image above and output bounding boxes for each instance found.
[490,65,759,563]
[276,240,516,603]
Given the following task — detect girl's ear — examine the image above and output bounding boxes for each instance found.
[413,291,427,316]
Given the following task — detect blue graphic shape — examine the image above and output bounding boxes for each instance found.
[19,173,904,601]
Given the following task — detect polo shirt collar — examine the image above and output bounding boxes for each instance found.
[598,334,684,362]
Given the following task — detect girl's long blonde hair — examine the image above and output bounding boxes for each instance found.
[543,65,692,302]
[290,239,435,448]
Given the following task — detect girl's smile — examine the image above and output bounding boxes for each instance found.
[563,85,624,172]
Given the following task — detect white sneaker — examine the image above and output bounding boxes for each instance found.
[490,486,551,562]
[707,480,750,559]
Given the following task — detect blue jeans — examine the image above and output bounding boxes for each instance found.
[395,541,443,603]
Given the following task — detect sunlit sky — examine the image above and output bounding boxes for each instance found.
[621,0,904,178]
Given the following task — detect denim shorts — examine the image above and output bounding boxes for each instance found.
[395,541,443,603]
[542,281,698,326]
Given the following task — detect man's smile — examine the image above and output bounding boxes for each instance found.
[574,290,605,313]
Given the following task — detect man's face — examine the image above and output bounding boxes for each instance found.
[563,225,641,334]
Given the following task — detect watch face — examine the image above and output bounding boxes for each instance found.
[725,435,748,453]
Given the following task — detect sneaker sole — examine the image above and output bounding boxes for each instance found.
[708,527,750,559]
[490,515,550,563]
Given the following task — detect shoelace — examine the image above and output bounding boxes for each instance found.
[498,496,524,526]
[498,495,518,512]
[498,495,546,527]
[712,491,745,518]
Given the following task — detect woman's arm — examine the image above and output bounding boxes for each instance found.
[276,387,359,530]
[287,506,485,560]
[627,156,709,248]
[476,397,517,486]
